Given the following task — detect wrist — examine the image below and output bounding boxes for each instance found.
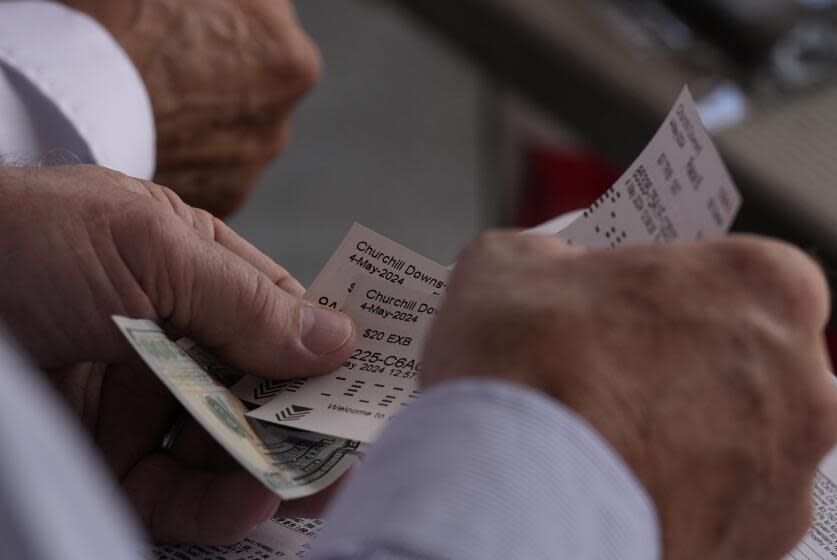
[313,378,661,560]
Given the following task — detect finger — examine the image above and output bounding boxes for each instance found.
[275,463,357,519]
[131,180,305,297]
[94,360,180,476]
[167,417,244,471]
[166,419,348,518]
[123,453,279,545]
[708,236,831,331]
[165,417,218,469]
[802,343,837,457]
[206,213,305,297]
[459,230,583,269]
[169,418,355,518]
[122,213,356,379]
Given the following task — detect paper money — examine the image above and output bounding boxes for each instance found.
[112,316,364,500]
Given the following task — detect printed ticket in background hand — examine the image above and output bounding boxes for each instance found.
[112,316,364,500]
[535,87,741,246]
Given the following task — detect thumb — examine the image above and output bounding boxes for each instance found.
[126,215,355,379]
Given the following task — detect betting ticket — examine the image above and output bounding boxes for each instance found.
[543,87,741,246]
[306,222,449,308]
[246,276,441,442]
[231,222,450,407]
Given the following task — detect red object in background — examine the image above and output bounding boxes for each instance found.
[519,142,837,369]
[518,143,622,228]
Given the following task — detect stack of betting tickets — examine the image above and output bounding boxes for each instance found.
[115,87,741,501]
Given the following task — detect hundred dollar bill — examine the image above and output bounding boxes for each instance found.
[112,316,364,500]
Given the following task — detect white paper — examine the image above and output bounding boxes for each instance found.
[788,448,837,559]
[554,87,741,247]
[232,223,450,408]
[246,276,441,442]
[152,517,321,559]
[305,222,449,309]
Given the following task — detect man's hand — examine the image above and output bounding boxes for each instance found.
[59,0,321,217]
[0,165,355,543]
[423,232,837,560]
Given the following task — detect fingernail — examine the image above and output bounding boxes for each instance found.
[301,304,353,355]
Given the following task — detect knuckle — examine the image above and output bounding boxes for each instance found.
[715,236,829,327]
[231,273,297,360]
[807,390,837,457]
[457,231,532,272]
[275,29,322,97]
[459,231,509,262]
[295,36,322,93]
[189,207,217,240]
[603,246,672,285]
[155,183,184,204]
[250,273,285,328]
[462,230,577,261]
[85,165,145,195]
[192,207,214,224]
[254,274,304,353]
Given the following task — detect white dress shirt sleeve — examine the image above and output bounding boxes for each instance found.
[0,0,155,179]
[0,326,146,560]
[309,379,661,560]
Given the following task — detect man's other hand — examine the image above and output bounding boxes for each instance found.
[60,0,321,217]
[0,165,355,544]
[423,232,837,560]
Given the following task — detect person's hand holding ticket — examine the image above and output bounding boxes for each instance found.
[422,231,837,560]
[0,165,357,543]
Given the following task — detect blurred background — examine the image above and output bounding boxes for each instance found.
[230,0,837,288]
[229,0,483,284]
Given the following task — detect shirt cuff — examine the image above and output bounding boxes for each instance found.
[0,1,155,179]
[310,379,660,560]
